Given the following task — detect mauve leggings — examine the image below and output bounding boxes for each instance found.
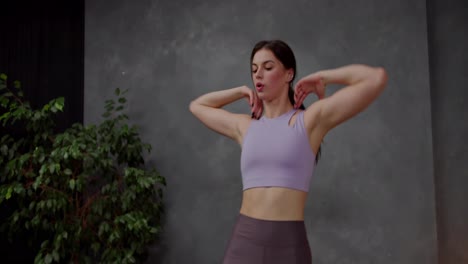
[222,213,312,264]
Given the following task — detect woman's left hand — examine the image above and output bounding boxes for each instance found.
[293,72,326,108]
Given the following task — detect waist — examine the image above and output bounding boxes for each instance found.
[240,187,307,221]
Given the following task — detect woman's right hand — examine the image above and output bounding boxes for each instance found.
[240,86,263,119]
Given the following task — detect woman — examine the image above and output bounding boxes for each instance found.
[189,40,387,264]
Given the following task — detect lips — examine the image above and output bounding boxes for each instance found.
[256,83,264,92]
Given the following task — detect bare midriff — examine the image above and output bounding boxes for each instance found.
[239,187,308,221]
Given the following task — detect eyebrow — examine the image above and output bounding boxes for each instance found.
[251,60,275,66]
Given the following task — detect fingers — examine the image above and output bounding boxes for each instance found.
[294,78,327,106]
[295,93,306,108]
[254,99,263,119]
[245,96,252,106]
[299,93,307,105]
[252,91,258,112]
[248,90,254,106]
[294,83,310,107]
[245,88,265,119]
[252,108,262,119]
[294,89,299,103]
[294,80,303,92]
[256,99,263,119]
[250,90,263,119]
[294,85,306,108]
[294,85,301,104]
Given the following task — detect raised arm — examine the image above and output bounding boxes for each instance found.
[295,64,388,134]
[189,86,262,144]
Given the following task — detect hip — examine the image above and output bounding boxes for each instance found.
[223,213,312,264]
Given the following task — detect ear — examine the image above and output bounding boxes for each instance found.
[287,69,294,82]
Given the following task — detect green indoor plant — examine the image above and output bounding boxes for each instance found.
[0,73,166,263]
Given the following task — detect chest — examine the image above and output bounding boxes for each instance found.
[241,121,312,165]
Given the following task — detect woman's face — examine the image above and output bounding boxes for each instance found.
[251,48,292,101]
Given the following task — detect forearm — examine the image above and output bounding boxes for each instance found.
[319,64,386,87]
[316,64,388,128]
[190,86,246,109]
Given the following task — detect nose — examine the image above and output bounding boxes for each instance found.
[254,68,263,79]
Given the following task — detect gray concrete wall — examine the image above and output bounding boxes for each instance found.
[427,0,468,263]
[85,0,438,263]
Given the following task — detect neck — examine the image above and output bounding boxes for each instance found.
[262,97,294,119]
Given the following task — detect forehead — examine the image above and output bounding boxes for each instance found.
[252,49,278,64]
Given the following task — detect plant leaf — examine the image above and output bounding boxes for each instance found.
[0,112,10,121]
[45,253,52,264]
[52,251,59,262]
[5,187,12,200]
[54,97,64,111]
[13,80,21,89]
[69,179,75,190]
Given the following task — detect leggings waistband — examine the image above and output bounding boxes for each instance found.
[232,213,309,247]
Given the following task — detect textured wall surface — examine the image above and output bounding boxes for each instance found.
[85,0,437,263]
[427,0,468,263]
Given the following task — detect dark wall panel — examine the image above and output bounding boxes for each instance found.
[0,0,84,131]
[427,0,468,263]
[0,1,84,262]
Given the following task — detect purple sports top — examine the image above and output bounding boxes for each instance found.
[240,109,316,192]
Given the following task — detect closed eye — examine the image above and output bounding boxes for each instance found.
[252,67,272,73]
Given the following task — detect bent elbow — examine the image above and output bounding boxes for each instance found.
[189,100,198,114]
[373,67,388,91]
